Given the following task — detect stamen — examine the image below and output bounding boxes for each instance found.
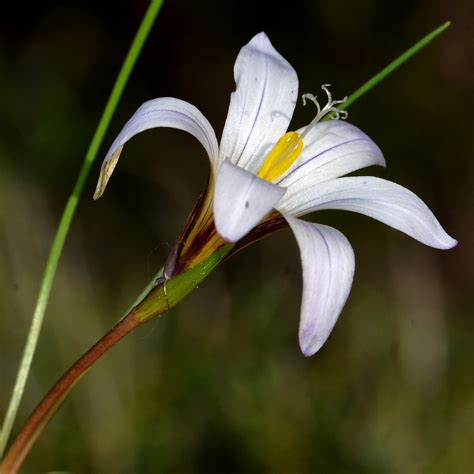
[300,84,348,140]
[257,132,303,182]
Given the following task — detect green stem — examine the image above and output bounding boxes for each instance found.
[0,313,142,474]
[341,21,451,110]
[124,268,164,316]
[0,0,164,459]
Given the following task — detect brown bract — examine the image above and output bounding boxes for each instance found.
[164,175,288,278]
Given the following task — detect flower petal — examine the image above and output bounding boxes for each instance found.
[219,32,298,174]
[286,218,355,356]
[279,177,457,249]
[94,97,219,199]
[214,160,286,242]
[277,120,385,187]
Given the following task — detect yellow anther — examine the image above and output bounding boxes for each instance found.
[257,132,303,181]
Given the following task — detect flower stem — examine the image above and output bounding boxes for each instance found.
[0,312,141,474]
[0,0,163,459]
[0,245,232,474]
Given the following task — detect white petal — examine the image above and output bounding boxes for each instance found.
[94,97,219,199]
[214,160,286,242]
[219,32,298,174]
[286,218,355,356]
[280,177,457,250]
[277,120,385,188]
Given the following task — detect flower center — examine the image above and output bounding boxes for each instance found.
[257,132,303,182]
[257,84,348,183]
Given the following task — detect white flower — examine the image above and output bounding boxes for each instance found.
[95,33,457,356]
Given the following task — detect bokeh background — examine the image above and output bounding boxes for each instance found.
[1,0,473,472]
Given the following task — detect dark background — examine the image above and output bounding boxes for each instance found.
[0,0,472,472]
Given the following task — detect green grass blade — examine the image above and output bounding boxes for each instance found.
[0,0,164,458]
[341,21,451,110]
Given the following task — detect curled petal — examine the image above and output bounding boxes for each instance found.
[214,160,286,242]
[279,177,457,249]
[278,120,385,187]
[219,32,298,174]
[94,97,219,199]
[286,218,355,356]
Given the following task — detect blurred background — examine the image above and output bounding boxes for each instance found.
[0,0,472,472]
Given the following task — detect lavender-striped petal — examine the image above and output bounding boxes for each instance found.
[94,97,218,199]
[219,32,298,174]
[287,218,355,356]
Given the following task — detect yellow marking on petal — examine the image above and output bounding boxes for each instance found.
[257,132,303,182]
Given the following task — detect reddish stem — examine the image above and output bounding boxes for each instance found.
[0,311,140,474]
